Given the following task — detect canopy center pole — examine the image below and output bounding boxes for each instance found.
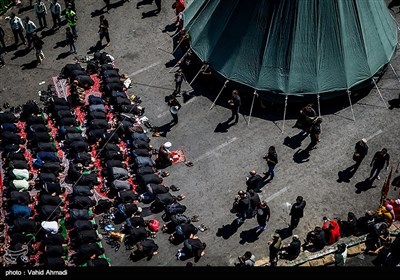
[373,78,388,109]
[390,63,400,84]
[317,93,321,117]
[209,80,229,111]
[282,95,288,134]
[247,91,258,126]
[347,90,356,122]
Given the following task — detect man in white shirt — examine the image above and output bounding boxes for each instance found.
[34,0,48,29]
[24,17,37,48]
[9,13,26,47]
[49,0,62,29]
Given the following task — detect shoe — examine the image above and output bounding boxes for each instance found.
[106,43,111,47]
[170,185,180,192]
[191,215,200,222]
[177,194,185,201]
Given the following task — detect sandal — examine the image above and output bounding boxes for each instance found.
[170,185,180,192]
[161,171,170,177]
[191,215,200,222]
[176,194,185,201]
[185,161,193,167]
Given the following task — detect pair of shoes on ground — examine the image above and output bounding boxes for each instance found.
[170,185,180,192]
[198,224,208,232]
[185,161,193,167]
[176,194,185,201]
[161,171,170,177]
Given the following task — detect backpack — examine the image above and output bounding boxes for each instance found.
[165,202,187,216]
[171,214,191,225]
[148,219,160,232]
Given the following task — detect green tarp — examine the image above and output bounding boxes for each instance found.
[183,0,397,95]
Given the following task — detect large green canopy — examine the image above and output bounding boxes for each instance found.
[183,0,397,96]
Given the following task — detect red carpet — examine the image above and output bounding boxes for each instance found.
[171,149,186,164]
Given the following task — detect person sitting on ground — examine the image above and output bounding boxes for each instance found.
[303,226,326,251]
[155,142,173,168]
[279,235,301,260]
[234,251,255,267]
[339,212,358,237]
[131,239,159,259]
[322,217,341,245]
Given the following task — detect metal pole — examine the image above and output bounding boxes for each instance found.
[168,48,191,73]
[282,95,288,134]
[373,78,388,109]
[209,80,229,111]
[157,30,182,49]
[390,63,400,84]
[317,93,321,117]
[247,91,258,126]
[189,65,205,86]
[347,90,356,122]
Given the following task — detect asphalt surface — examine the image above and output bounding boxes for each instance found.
[0,0,399,267]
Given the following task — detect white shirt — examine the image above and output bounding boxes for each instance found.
[41,221,59,234]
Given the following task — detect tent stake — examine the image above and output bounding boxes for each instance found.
[373,78,388,109]
[282,95,288,134]
[247,91,258,126]
[390,63,400,84]
[347,90,356,122]
[209,80,229,111]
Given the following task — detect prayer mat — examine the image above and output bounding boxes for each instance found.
[171,149,186,164]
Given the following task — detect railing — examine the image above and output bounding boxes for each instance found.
[0,0,13,16]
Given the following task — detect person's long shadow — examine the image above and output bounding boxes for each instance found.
[21,60,38,70]
[214,120,234,133]
[355,179,376,194]
[91,1,126,17]
[141,9,159,18]
[54,40,67,49]
[161,23,178,33]
[11,48,31,60]
[216,219,243,240]
[337,165,358,183]
[56,51,71,60]
[293,149,310,163]
[40,28,56,39]
[239,227,262,244]
[156,120,176,137]
[283,132,308,150]
[137,0,154,9]
[388,97,400,110]
[276,226,293,240]
[87,41,104,54]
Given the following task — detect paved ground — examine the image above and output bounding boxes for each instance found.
[0,0,399,267]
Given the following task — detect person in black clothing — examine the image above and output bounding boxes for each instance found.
[32,32,45,64]
[279,235,301,260]
[351,139,369,171]
[303,226,326,251]
[369,148,390,181]
[66,27,76,54]
[263,146,278,180]
[228,89,241,124]
[98,15,110,47]
[246,170,262,191]
[305,117,322,153]
[233,190,250,224]
[289,196,306,229]
[0,24,6,54]
[256,201,270,232]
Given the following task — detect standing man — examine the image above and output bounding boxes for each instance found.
[305,117,322,153]
[65,4,77,38]
[50,0,62,29]
[32,32,45,64]
[369,148,390,181]
[228,89,241,124]
[9,13,26,47]
[246,170,262,191]
[352,139,368,171]
[289,196,306,229]
[24,17,37,48]
[98,15,110,47]
[168,95,181,125]
[173,69,185,96]
[263,146,278,181]
[34,0,47,29]
[65,27,76,54]
[0,24,6,53]
[256,201,270,232]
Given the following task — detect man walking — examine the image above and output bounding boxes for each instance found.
[369,148,390,181]
[65,27,76,54]
[24,17,37,48]
[256,201,270,232]
[9,13,26,47]
[32,32,45,64]
[168,95,181,125]
[173,69,185,96]
[289,196,306,229]
[263,146,278,181]
[50,0,62,29]
[98,15,110,47]
[305,117,322,153]
[352,139,368,171]
[228,89,241,124]
[65,4,77,38]
[34,0,47,29]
